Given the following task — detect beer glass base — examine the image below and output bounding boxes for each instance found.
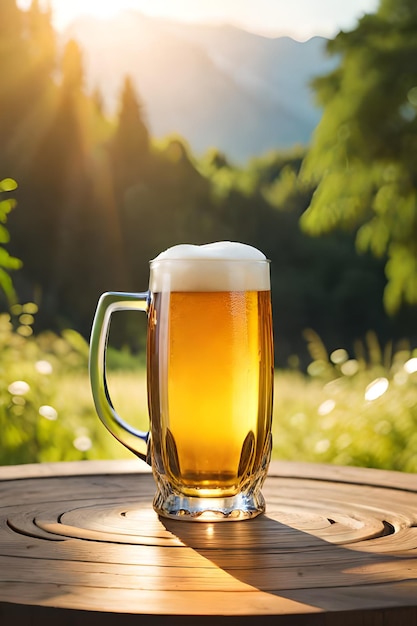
[153,490,266,522]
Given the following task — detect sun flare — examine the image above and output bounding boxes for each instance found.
[17,0,131,28]
[61,0,123,19]
[17,0,381,40]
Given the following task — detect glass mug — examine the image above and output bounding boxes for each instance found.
[89,242,274,521]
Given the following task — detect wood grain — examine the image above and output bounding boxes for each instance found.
[0,459,416,625]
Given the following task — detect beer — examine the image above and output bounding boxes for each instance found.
[147,244,274,498]
[90,241,274,519]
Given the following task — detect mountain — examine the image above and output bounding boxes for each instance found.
[62,11,337,162]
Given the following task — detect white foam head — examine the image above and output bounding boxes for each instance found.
[150,242,270,292]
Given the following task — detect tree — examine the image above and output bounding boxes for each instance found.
[26,0,56,89]
[61,38,84,92]
[0,1,27,170]
[110,76,150,193]
[8,36,96,330]
[300,0,417,314]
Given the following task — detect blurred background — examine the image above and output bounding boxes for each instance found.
[1,0,416,470]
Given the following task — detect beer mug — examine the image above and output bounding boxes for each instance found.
[89,242,274,521]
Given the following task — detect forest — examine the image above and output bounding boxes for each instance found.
[1,0,417,471]
[1,0,417,369]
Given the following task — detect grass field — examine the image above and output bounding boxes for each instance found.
[1,310,417,471]
[63,360,417,473]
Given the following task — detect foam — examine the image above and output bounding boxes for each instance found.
[153,242,266,261]
[150,242,270,292]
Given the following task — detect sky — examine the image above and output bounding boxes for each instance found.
[17,0,380,41]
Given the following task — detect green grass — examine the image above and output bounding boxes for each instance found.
[69,364,417,472]
[1,307,416,471]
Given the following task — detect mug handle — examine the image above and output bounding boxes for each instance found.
[89,291,150,463]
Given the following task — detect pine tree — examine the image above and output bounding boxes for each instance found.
[0,0,28,169]
[110,76,150,193]
[27,0,56,85]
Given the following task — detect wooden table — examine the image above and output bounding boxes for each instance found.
[0,459,416,625]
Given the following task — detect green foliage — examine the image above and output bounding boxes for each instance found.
[273,331,417,472]
[0,306,122,465]
[300,0,417,313]
[0,0,416,472]
[2,311,416,473]
[198,148,260,200]
[0,178,22,302]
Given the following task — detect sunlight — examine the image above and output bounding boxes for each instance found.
[18,0,123,22]
[52,0,122,23]
[404,357,417,375]
[364,378,389,402]
[54,0,123,21]
[15,0,381,40]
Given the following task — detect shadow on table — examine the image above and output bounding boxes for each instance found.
[161,512,417,617]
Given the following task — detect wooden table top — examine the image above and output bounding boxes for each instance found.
[0,459,416,625]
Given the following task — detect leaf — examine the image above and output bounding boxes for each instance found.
[0,247,22,270]
[384,243,417,313]
[0,267,17,301]
[356,218,390,257]
[0,178,18,192]
[0,199,17,221]
[61,329,89,358]
[0,224,10,244]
